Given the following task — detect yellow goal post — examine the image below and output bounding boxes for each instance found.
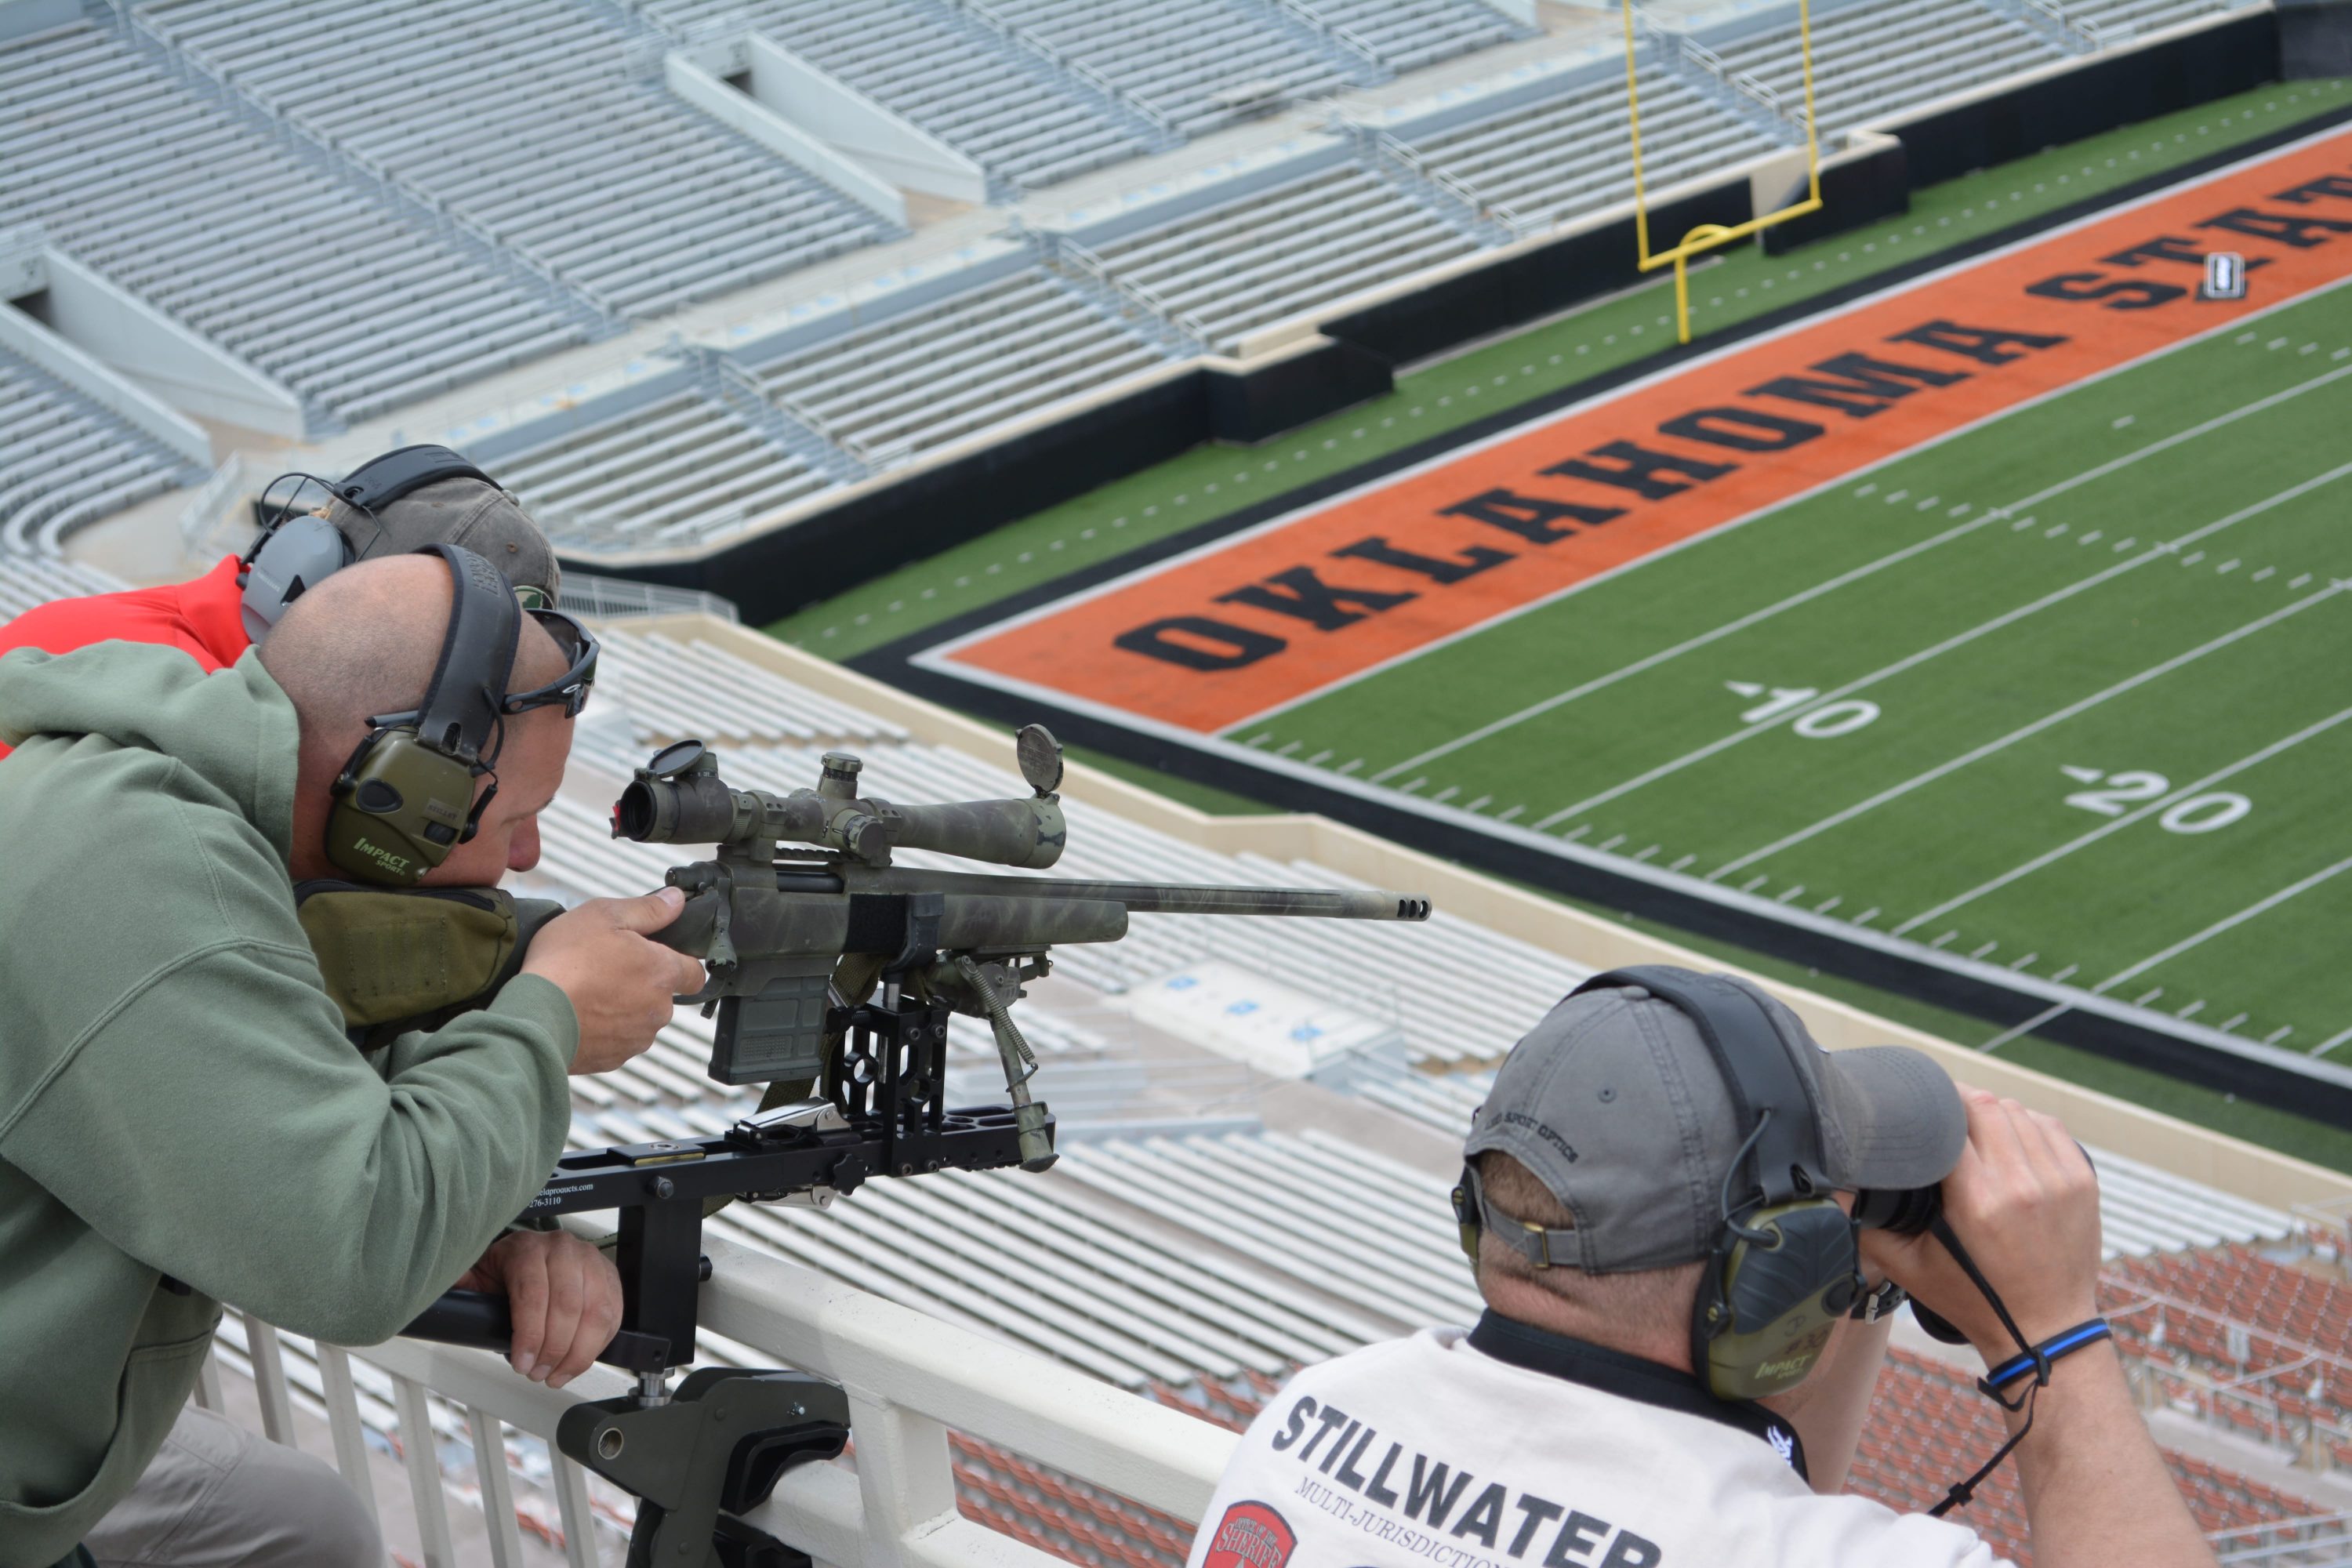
[1622,0,1823,343]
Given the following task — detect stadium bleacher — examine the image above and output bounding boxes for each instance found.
[2056,0,2242,40]
[0,19,586,424]
[139,0,896,321]
[1708,0,2065,136]
[747,267,1177,466]
[490,388,842,550]
[1087,161,1483,353]
[976,0,1370,138]
[1286,0,1535,75]
[0,349,204,552]
[1397,60,1787,227]
[638,0,1164,194]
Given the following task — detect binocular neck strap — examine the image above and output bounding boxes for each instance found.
[1922,1214,2044,1518]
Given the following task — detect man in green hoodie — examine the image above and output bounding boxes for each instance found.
[0,554,705,1568]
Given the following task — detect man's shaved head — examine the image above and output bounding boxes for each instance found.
[264,554,577,888]
[261,554,569,771]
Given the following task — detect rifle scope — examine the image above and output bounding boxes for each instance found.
[614,739,1065,870]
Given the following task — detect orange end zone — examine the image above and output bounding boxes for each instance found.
[942,133,2352,735]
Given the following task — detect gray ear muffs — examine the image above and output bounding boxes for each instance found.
[241,515,354,643]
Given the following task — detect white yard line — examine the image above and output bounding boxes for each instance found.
[1537,459,2352,834]
[1890,701,2352,936]
[1367,358,2352,786]
[2089,851,2352,996]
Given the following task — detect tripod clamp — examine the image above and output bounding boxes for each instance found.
[559,1368,851,1568]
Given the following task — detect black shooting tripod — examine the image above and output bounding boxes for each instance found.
[405,900,1046,1568]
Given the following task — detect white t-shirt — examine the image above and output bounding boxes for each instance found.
[1184,1323,2007,1568]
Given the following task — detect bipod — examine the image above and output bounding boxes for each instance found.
[558,1368,850,1568]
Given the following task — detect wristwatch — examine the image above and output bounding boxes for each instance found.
[1849,1277,1908,1323]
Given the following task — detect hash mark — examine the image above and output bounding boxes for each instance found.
[1307,750,1333,766]
[1669,852,1697,871]
[1740,874,1769,893]
[2264,1026,2292,1045]
[1853,907,1881,926]
[1400,777,1427,793]
[1775,884,1806,904]
[1432,785,1458,802]
[1634,844,1660,861]
[2052,964,2078,982]
[1498,804,1525,822]
[1465,794,1492,812]
[1970,941,1998,959]
[1931,931,1958,949]
[2113,537,2136,551]
[2176,1000,2205,1021]
[1561,824,1590,841]
[2181,550,2205,566]
[2133,987,2164,1006]
[1598,832,1626,851]
[2009,953,2038,971]
[1276,741,1301,756]
[1338,758,1363,775]
[2220,1013,2247,1032]
[1814,896,1841,914]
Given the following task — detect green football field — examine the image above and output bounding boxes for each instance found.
[1231,283,2352,1056]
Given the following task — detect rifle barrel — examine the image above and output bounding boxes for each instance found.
[853,868,1430,922]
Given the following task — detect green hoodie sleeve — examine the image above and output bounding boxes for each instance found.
[0,650,580,1347]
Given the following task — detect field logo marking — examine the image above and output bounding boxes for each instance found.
[1363,352,2352,785]
[936,133,2352,733]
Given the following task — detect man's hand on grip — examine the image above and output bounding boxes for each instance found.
[456,1230,623,1389]
[521,887,705,1075]
[1859,1086,2103,1363]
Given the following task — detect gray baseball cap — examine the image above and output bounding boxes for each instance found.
[324,477,561,601]
[1464,968,1965,1273]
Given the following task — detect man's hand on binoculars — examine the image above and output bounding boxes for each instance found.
[524,886,706,1076]
[1860,1086,2103,1364]
[453,1229,626,1389]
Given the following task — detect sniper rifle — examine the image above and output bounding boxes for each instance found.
[401,724,1429,1566]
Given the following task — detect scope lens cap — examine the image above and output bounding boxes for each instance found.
[1016,724,1062,795]
[644,739,706,779]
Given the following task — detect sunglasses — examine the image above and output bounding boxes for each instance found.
[503,606,599,719]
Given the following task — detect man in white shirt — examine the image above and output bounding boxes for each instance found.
[1185,967,2216,1568]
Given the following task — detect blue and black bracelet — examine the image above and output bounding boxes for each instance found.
[1980,1319,2113,1397]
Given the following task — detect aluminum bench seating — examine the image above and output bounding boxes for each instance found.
[752,270,1170,463]
[1406,71,1781,223]
[142,0,894,320]
[0,20,581,423]
[0,349,197,554]
[1092,166,1475,350]
[1287,0,1530,74]
[640,0,1152,191]
[1711,0,2063,135]
[495,392,840,547]
[982,0,1360,137]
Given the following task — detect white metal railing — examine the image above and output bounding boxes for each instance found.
[209,1232,1235,1568]
[2209,1512,2352,1565]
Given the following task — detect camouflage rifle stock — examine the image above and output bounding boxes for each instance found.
[614,724,1432,1169]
